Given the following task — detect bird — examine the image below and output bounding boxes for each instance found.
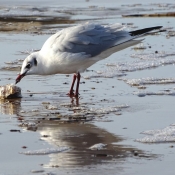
[15,23,162,97]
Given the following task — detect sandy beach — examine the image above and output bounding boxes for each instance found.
[0,0,175,174]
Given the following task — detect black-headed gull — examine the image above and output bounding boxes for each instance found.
[15,23,162,97]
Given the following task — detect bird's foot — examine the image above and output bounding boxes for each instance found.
[67,92,74,97]
[67,90,75,97]
[67,91,79,98]
[74,93,79,98]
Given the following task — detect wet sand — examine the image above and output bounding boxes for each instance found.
[0,1,175,175]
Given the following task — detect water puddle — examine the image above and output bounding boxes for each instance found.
[0,1,175,174]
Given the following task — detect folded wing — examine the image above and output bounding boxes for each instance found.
[40,23,162,58]
[40,23,133,57]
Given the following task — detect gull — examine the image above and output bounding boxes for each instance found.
[15,23,162,97]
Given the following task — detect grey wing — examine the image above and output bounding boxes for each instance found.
[42,23,133,57]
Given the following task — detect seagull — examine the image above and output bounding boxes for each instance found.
[15,23,162,97]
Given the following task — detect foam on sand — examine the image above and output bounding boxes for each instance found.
[123,77,175,86]
[20,147,70,155]
[135,124,175,143]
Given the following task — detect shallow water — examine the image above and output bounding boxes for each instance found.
[0,0,175,175]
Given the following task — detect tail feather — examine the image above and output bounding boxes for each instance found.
[130,26,162,36]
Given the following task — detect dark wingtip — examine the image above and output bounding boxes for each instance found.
[130,26,163,36]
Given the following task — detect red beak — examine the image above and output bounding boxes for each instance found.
[15,74,25,84]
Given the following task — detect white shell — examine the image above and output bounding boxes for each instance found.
[0,84,22,99]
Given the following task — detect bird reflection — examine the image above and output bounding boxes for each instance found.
[70,96,79,106]
[0,96,155,170]
[38,120,153,169]
[39,121,122,168]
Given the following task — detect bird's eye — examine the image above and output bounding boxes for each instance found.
[26,63,31,69]
[34,58,37,66]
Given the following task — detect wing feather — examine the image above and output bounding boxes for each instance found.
[40,23,133,57]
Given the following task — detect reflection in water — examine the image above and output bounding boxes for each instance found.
[38,121,154,169]
[0,99,21,115]
[70,97,79,106]
[39,121,123,168]
[0,96,155,172]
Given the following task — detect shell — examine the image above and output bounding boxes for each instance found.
[0,84,22,99]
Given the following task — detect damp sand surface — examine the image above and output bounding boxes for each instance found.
[0,0,175,175]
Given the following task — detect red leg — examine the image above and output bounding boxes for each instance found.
[67,73,77,96]
[74,72,81,97]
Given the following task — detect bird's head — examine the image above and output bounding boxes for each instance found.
[15,52,39,84]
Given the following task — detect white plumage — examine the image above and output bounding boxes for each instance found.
[16,23,162,96]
